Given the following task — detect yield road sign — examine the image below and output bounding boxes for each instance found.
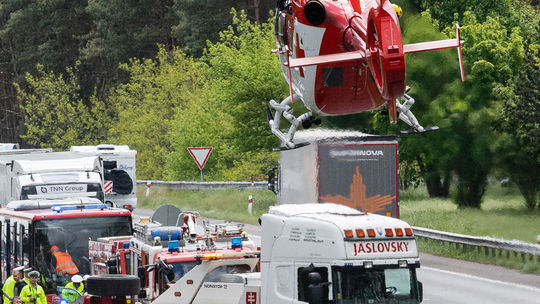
[187,147,213,170]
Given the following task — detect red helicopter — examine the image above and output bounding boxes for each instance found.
[267,0,465,149]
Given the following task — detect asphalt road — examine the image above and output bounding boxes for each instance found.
[418,253,540,303]
[133,208,540,303]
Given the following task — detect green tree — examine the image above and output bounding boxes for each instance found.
[16,63,110,150]
[0,0,92,144]
[165,90,238,181]
[0,0,91,79]
[167,10,283,181]
[172,0,274,57]
[203,10,286,151]
[492,3,540,209]
[433,14,524,208]
[108,47,208,180]
[412,0,512,30]
[414,0,539,211]
[81,0,177,100]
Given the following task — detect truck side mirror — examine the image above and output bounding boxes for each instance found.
[267,167,277,193]
[307,272,329,304]
[106,257,117,274]
[137,266,147,286]
[138,289,147,299]
[22,235,30,254]
[166,265,175,282]
[418,281,423,303]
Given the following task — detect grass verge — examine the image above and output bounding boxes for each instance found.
[136,186,275,225]
[399,184,540,243]
[400,184,540,274]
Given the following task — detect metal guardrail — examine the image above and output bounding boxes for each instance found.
[413,226,540,261]
[137,180,267,190]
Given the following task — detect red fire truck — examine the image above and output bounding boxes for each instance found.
[0,197,132,297]
[88,208,256,303]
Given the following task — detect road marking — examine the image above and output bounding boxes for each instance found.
[422,266,540,293]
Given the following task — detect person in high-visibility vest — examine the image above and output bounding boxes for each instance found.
[82,275,90,294]
[3,267,24,304]
[62,275,84,302]
[19,271,46,304]
[50,245,79,276]
[22,268,31,284]
[65,275,84,294]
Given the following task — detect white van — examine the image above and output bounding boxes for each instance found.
[70,144,137,210]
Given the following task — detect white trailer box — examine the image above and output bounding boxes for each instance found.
[70,144,137,210]
[0,148,51,155]
[0,143,19,150]
[0,152,104,205]
[275,129,400,218]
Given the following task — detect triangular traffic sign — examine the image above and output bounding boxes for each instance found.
[187,147,213,170]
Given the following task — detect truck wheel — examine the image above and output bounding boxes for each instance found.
[87,275,140,296]
[110,169,133,194]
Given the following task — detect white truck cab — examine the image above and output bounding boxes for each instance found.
[70,144,137,210]
[156,203,423,304]
[261,203,421,303]
[0,152,104,205]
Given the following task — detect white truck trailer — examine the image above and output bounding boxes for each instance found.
[0,151,104,205]
[0,143,19,150]
[270,129,400,218]
[154,203,423,304]
[71,144,137,210]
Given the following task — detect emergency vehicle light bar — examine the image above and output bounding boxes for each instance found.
[168,240,180,252]
[52,203,107,213]
[195,250,261,261]
[344,227,414,239]
[231,237,242,249]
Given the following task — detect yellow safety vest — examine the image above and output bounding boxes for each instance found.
[19,284,47,304]
[2,275,15,304]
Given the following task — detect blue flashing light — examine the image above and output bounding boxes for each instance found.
[82,203,108,210]
[168,240,180,252]
[50,203,107,213]
[231,237,242,249]
[122,242,130,249]
[52,206,63,213]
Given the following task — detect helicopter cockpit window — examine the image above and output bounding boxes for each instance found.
[323,67,344,87]
[275,11,288,47]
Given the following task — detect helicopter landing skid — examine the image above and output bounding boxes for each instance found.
[400,126,439,134]
[267,95,314,149]
[272,142,310,152]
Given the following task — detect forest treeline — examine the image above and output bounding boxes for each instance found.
[0,0,538,209]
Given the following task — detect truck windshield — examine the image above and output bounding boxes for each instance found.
[33,216,132,275]
[332,266,420,304]
[170,262,197,281]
